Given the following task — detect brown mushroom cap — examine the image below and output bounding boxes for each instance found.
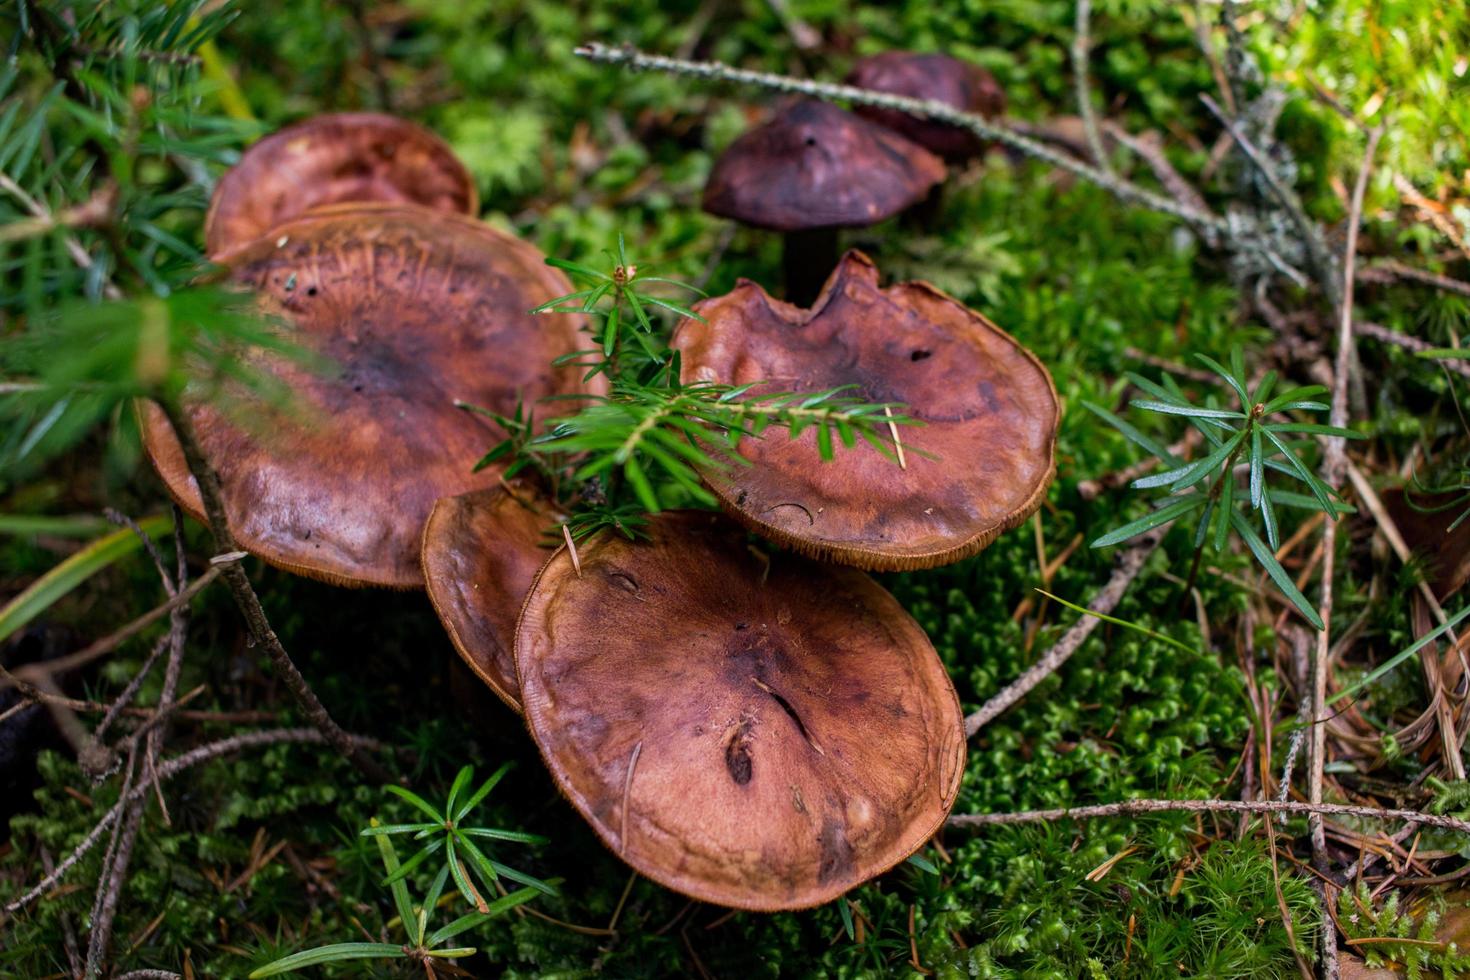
[516,510,965,910]
[845,52,1006,162]
[142,202,595,588]
[671,251,1057,571]
[702,100,945,232]
[421,482,564,712]
[204,113,478,255]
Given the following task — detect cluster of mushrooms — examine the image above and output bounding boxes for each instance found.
[145,53,1059,913]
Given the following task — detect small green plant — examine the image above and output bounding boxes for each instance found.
[458,235,916,529]
[248,764,555,978]
[1086,349,1360,629]
[1337,882,1470,980]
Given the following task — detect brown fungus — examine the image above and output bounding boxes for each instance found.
[702,99,944,305]
[204,112,477,256]
[515,510,965,911]
[142,202,597,589]
[845,52,1006,163]
[421,481,565,712]
[671,250,1058,571]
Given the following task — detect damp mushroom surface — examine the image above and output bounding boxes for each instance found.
[421,481,565,712]
[702,99,944,305]
[672,250,1058,571]
[142,202,594,588]
[514,510,966,911]
[204,112,478,256]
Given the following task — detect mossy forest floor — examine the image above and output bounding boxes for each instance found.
[4,1,1470,978]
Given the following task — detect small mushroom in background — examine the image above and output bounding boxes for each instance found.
[515,510,965,911]
[672,250,1057,571]
[142,202,598,588]
[702,99,944,306]
[844,52,1007,163]
[205,112,478,255]
[421,480,566,712]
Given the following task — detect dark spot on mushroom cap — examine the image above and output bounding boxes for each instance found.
[845,52,1007,162]
[702,100,945,233]
[514,510,966,911]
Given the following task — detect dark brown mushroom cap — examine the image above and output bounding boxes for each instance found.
[421,482,565,712]
[204,113,477,255]
[845,52,1006,161]
[702,100,945,232]
[671,251,1057,571]
[516,510,965,911]
[142,202,596,589]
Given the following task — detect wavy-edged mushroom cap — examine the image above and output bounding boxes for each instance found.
[421,482,564,712]
[142,202,594,589]
[671,251,1057,571]
[702,100,945,232]
[845,52,1006,162]
[205,113,477,255]
[516,510,965,910]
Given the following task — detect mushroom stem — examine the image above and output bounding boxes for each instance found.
[156,397,396,784]
[781,227,838,307]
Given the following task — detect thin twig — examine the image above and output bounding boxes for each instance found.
[1354,321,1470,381]
[2,566,221,689]
[3,727,380,914]
[575,43,1229,235]
[1359,258,1470,299]
[966,525,1165,737]
[946,798,1470,836]
[0,174,122,300]
[156,399,394,784]
[1070,0,1112,176]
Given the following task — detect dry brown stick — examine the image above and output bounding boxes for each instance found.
[946,798,1470,837]
[1311,127,1384,858]
[2,727,380,915]
[3,566,222,689]
[1354,321,1470,381]
[156,399,393,784]
[966,525,1166,737]
[85,749,145,979]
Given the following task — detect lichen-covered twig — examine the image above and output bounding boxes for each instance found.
[3,727,381,915]
[947,797,1470,837]
[574,42,1228,235]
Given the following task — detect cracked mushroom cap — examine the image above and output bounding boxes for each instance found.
[205,113,477,255]
[702,100,945,232]
[142,202,596,589]
[421,481,565,712]
[845,52,1006,161]
[516,510,965,911]
[671,251,1057,571]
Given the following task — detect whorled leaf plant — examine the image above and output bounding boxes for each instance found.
[1086,348,1361,629]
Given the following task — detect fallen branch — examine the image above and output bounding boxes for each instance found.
[2,727,379,915]
[574,42,1229,235]
[1354,321,1470,381]
[156,399,393,784]
[946,798,1470,837]
[965,525,1166,737]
